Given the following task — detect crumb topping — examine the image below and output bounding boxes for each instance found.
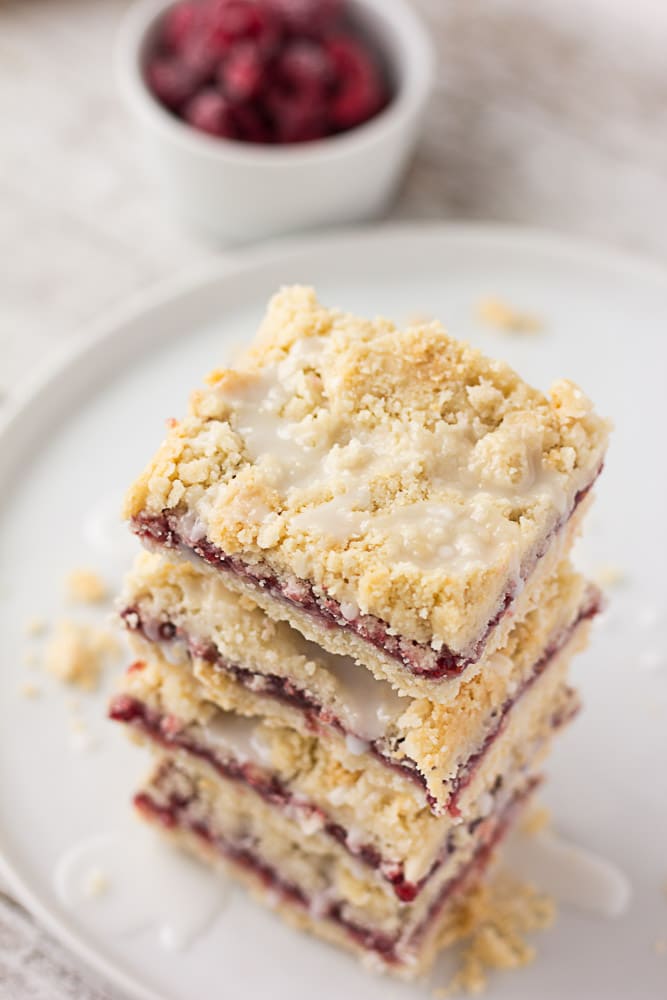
[44,619,120,691]
[125,286,609,650]
[437,873,555,995]
[65,568,109,604]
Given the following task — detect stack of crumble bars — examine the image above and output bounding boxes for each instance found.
[110,287,608,976]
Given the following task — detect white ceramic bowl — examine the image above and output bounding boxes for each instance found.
[115,0,435,243]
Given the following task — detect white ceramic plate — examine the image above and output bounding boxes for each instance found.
[1,225,665,1000]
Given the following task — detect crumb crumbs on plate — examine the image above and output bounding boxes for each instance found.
[435,874,555,996]
[44,619,120,691]
[24,616,48,637]
[519,805,552,837]
[404,310,437,327]
[67,712,100,754]
[69,729,99,754]
[655,938,667,955]
[476,297,543,334]
[69,713,87,734]
[22,650,38,669]
[19,681,41,699]
[592,563,626,588]
[65,568,109,605]
[82,866,110,898]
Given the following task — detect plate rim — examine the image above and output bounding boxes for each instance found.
[4,218,667,453]
[2,219,667,1000]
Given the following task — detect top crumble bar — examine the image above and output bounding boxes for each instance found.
[125,286,609,679]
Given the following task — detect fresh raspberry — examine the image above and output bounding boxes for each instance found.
[184,88,238,137]
[268,89,328,143]
[219,41,266,101]
[233,102,274,142]
[327,35,385,129]
[202,0,281,55]
[274,39,334,99]
[161,1,202,53]
[268,0,343,35]
[145,57,200,109]
[176,35,218,82]
[241,3,283,56]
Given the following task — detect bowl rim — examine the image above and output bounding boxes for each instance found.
[114,0,436,166]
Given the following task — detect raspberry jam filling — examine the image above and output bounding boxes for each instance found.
[121,592,598,819]
[131,473,596,681]
[135,766,535,965]
[110,691,453,902]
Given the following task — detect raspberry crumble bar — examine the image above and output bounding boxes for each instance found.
[124,287,608,697]
[111,287,608,977]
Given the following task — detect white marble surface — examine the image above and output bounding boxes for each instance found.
[1,0,667,996]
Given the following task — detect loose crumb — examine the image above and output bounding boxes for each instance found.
[520,805,552,837]
[44,619,120,691]
[69,714,86,734]
[405,310,437,327]
[593,563,625,588]
[68,712,100,754]
[69,729,99,753]
[476,297,543,334]
[655,938,667,955]
[24,616,47,637]
[82,866,109,898]
[19,681,41,699]
[65,568,108,605]
[436,873,555,996]
[22,651,38,669]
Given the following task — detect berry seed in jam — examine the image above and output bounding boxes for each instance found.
[145,0,390,144]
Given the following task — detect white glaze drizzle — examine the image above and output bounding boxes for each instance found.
[504,829,632,918]
[201,712,271,766]
[83,492,139,563]
[289,631,406,741]
[54,821,226,951]
[208,354,571,578]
